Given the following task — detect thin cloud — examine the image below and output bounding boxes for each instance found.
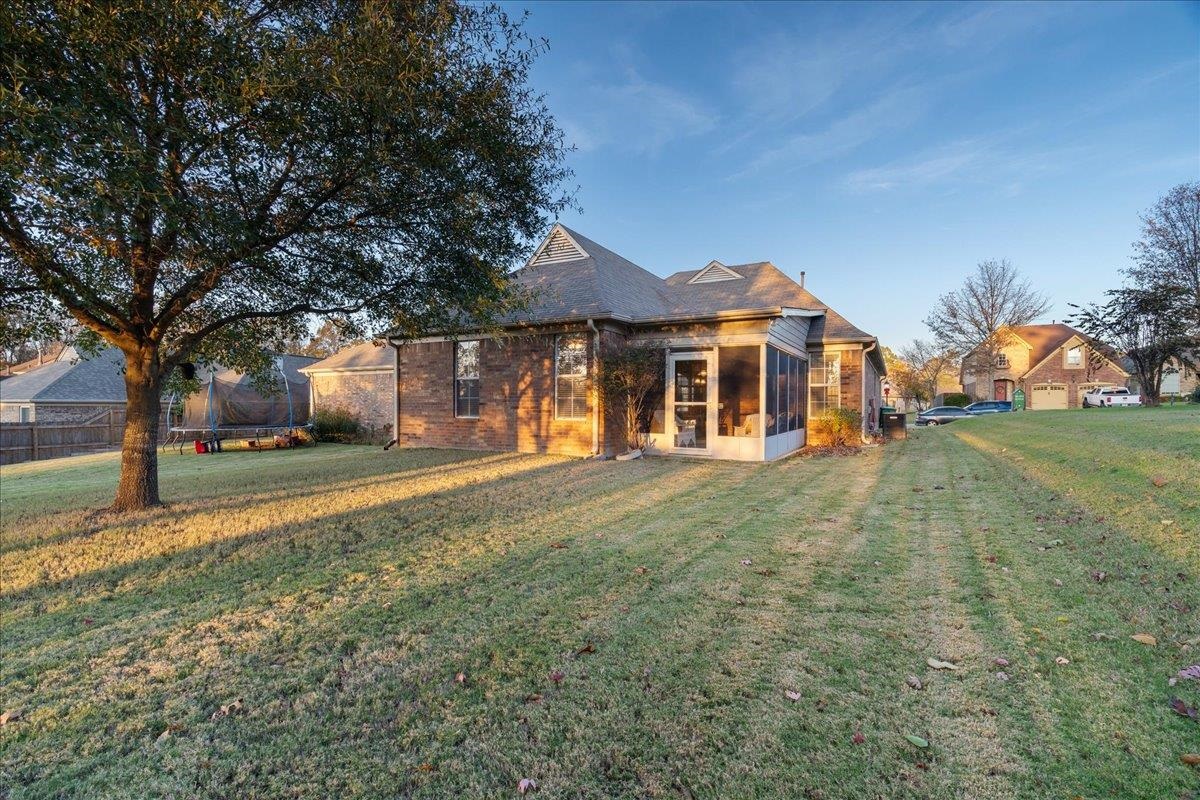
[736,85,929,177]
[558,67,717,156]
[844,137,1098,193]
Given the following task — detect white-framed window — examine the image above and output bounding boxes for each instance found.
[996,353,1009,368]
[555,334,588,419]
[809,352,841,415]
[19,405,32,423]
[1066,346,1082,367]
[454,340,480,418]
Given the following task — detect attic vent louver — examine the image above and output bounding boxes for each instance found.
[530,227,588,266]
[688,260,744,284]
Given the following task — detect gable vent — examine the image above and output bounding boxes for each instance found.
[688,260,744,284]
[530,227,588,265]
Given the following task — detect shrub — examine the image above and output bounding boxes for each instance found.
[942,392,971,408]
[1191,385,1200,404]
[313,407,362,443]
[808,408,862,447]
[597,344,664,453]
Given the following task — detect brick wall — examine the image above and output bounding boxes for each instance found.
[311,370,394,443]
[1021,351,1127,409]
[397,329,604,457]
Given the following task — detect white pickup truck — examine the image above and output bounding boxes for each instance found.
[1082,386,1142,408]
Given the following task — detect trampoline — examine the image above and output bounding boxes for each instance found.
[162,355,317,453]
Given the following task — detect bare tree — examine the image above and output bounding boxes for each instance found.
[1127,183,1200,330]
[924,260,1049,399]
[898,339,959,411]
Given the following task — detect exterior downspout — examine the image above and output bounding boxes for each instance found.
[587,319,600,456]
[861,339,879,442]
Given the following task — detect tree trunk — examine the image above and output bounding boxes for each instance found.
[112,348,163,512]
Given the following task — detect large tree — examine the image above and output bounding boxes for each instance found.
[1068,284,1193,406]
[897,339,958,411]
[0,0,570,510]
[924,259,1049,399]
[1126,182,1200,330]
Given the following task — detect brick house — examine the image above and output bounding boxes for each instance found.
[0,346,127,423]
[960,323,1128,410]
[387,224,886,461]
[300,341,395,443]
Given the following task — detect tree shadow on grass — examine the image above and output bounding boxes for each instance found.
[0,450,525,558]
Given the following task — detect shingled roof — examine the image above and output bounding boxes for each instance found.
[499,224,877,346]
[301,341,393,373]
[1008,323,1126,377]
[0,346,126,404]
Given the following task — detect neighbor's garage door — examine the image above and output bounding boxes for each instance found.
[1031,384,1067,410]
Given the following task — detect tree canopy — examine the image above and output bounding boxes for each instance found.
[0,0,571,508]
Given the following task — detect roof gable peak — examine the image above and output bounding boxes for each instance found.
[528,224,589,266]
[687,260,744,284]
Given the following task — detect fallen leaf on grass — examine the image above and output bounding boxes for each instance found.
[211,698,244,720]
[548,542,567,549]
[904,734,929,749]
[905,675,923,690]
[575,642,596,657]
[995,671,1010,682]
[1055,657,1070,666]
[455,672,467,684]
[0,709,21,726]
[994,657,1010,667]
[852,730,865,744]
[632,566,649,575]
[927,657,959,671]
[1170,697,1199,721]
[739,559,753,566]
[523,693,543,704]
[1151,476,1168,487]
[1178,665,1200,681]
[1182,754,1200,767]
[518,777,538,794]
[548,670,565,684]
[1091,632,1116,641]
[155,723,183,743]
[1091,571,1107,583]
[416,763,436,772]
[784,690,802,702]
[1130,633,1157,647]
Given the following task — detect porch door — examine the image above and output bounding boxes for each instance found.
[994,380,1008,401]
[668,352,713,451]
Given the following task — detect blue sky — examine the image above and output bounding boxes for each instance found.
[510,0,1199,347]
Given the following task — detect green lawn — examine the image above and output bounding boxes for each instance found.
[1,407,1198,799]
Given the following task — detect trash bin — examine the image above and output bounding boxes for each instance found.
[881,412,907,441]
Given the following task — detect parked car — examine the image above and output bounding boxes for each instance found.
[916,406,974,426]
[1082,386,1142,408]
[964,400,1013,415]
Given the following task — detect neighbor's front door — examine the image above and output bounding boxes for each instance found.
[668,352,714,452]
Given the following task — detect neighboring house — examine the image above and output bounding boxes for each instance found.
[0,346,126,423]
[299,341,395,441]
[389,224,886,461]
[960,323,1128,410]
[1,343,67,378]
[1127,352,1199,398]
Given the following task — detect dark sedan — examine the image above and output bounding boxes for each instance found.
[916,406,973,426]
[964,400,1013,415]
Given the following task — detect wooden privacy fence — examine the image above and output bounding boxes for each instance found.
[0,410,168,466]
